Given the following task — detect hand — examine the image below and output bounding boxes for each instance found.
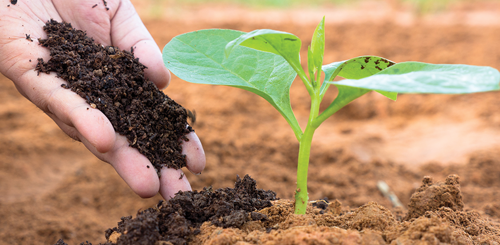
[0,0,205,199]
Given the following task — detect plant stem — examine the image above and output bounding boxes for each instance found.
[288,61,314,96]
[294,89,320,214]
[313,88,369,128]
[295,86,368,214]
[294,125,316,214]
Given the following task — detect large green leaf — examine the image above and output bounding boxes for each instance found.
[331,62,500,94]
[224,29,306,84]
[162,29,300,136]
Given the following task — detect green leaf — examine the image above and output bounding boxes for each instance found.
[331,86,371,113]
[331,62,500,94]
[307,46,315,83]
[224,29,312,93]
[322,56,398,100]
[225,29,301,70]
[163,29,301,138]
[324,56,396,80]
[311,17,325,71]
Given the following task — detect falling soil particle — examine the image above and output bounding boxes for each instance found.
[35,20,192,174]
[102,0,109,11]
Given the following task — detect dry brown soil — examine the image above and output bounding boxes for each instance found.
[1,3,500,244]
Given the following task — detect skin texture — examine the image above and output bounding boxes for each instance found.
[0,0,206,200]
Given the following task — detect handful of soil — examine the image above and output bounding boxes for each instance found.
[35,20,192,174]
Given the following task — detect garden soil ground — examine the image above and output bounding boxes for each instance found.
[2,2,500,244]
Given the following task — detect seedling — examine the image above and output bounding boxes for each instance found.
[162,18,500,214]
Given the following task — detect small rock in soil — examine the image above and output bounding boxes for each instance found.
[35,20,192,174]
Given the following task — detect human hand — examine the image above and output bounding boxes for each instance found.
[0,0,205,199]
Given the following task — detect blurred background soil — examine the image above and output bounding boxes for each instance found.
[1,0,500,244]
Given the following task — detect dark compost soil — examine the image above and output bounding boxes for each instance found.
[2,2,500,245]
[35,20,192,173]
[101,175,276,245]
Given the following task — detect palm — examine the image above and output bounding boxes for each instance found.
[0,0,205,199]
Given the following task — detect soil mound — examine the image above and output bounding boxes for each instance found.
[405,175,464,220]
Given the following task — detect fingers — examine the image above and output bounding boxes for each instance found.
[85,131,201,200]
[157,132,205,200]
[47,89,115,153]
[26,74,201,200]
[79,133,161,198]
[110,0,170,90]
[49,104,161,198]
[159,168,191,200]
[183,131,206,175]
[39,80,160,198]
[21,71,116,153]
[103,137,160,198]
[131,39,171,90]
[47,83,204,199]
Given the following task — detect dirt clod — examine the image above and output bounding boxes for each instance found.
[406,175,464,220]
[35,20,192,174]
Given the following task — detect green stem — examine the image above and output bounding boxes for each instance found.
[295,86,366,214]
[281,111,303,141]
[294,89,320,214]
[313,88,369,128]
[288,60,314,96]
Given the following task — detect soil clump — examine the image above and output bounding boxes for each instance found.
[35,20,192,173]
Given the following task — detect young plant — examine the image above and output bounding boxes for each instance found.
[162,18,500,214]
